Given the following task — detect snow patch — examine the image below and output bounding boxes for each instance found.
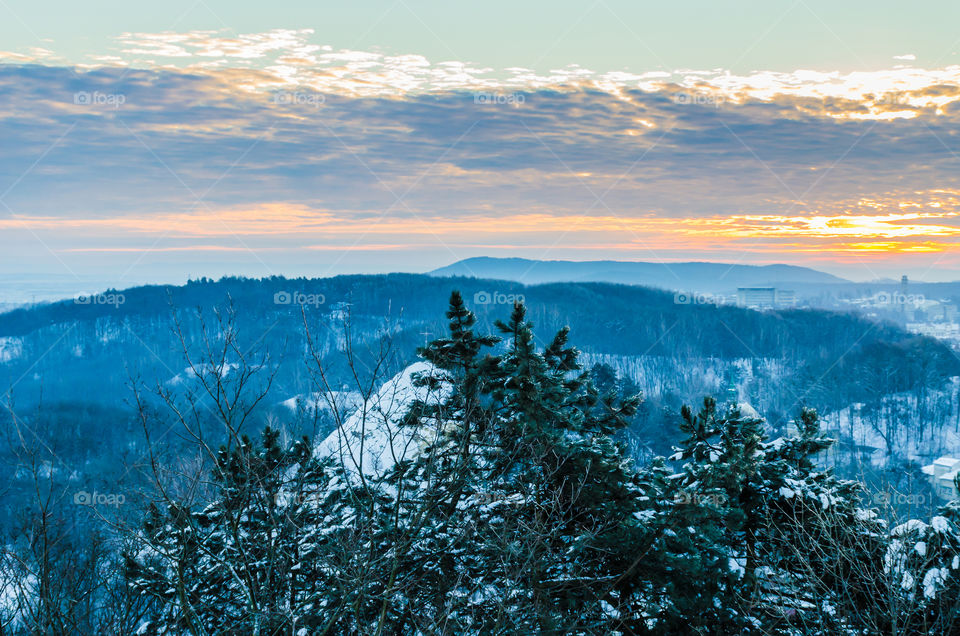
[167,362,240,385]
[924,567,949,599]
[931,516,950,533]
[315,362,452,478]
[0,337,22,363]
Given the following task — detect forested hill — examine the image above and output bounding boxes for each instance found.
[0,274,956,416]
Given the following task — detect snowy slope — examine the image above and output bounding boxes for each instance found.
[819,378,960,465]
[315,361,452,478]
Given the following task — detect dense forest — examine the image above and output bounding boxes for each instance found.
[1,276,958,539]
[0,274,954,409]
[1,276,956,471]
[2,291,960,634]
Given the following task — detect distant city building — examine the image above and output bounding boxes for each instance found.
[736,287,795,309]
[923,457,960,500]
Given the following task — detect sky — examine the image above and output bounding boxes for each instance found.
[3,1,960,298]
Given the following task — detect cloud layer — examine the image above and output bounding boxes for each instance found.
[2,30,960,284]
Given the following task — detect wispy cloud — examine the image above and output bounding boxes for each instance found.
[2,32,960,280]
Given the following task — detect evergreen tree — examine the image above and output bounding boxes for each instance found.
[125,428,350,634]
[377,297,648,632]
[667,401,885,633]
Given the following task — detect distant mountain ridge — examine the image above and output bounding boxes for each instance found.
[430,257,849,293]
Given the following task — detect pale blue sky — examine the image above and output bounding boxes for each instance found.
[2,0,958,74]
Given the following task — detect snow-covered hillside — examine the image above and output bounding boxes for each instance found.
[314,361,451,478]
[818,378,960,465]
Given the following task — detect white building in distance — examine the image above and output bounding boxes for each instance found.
[923,457,960,500]
[736,287,796,309]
